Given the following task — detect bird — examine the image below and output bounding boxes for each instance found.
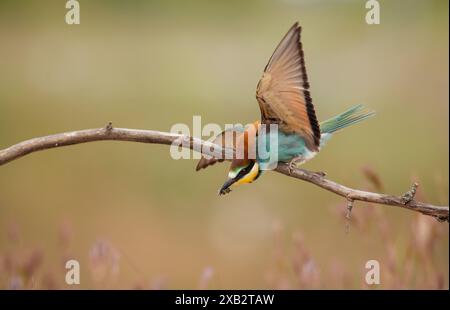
[196,22,375,195]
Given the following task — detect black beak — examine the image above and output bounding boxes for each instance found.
[218,178,237,195]
[218,161,257,196]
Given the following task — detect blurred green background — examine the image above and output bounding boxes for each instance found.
[0,0,448,289]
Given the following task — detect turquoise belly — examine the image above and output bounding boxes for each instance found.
[256,130,309,169]
[276,132,308,162]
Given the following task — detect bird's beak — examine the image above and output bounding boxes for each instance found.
[218,161,260,195]
[218,177,238,195]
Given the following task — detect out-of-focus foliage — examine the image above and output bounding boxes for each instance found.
[0,0,448,289]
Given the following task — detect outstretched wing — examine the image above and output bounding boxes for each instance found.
[195,126,245,171]
[256,22,321,151]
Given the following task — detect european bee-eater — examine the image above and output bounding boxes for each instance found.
[196,22,375,195]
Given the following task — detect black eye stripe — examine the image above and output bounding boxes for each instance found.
[235,162,255,180]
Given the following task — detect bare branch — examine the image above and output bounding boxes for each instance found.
[0,126,448,221]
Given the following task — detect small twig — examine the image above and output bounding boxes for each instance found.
[315,171,327,178]
[401,182,419,204]
[345,198,354,234]
[105,121,113,132]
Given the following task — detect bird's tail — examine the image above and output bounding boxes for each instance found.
[319,104,375,135]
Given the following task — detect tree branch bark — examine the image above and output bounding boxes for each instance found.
[0,124,448,221]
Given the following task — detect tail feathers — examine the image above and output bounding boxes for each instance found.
[319,104,375,135]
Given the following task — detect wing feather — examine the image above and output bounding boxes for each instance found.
[256,22,321,151]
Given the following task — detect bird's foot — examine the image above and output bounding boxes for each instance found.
[288,160,297,175]
[287,156,304,175]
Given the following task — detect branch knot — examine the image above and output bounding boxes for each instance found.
[401,182,419,205]
[105,122,113,133]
